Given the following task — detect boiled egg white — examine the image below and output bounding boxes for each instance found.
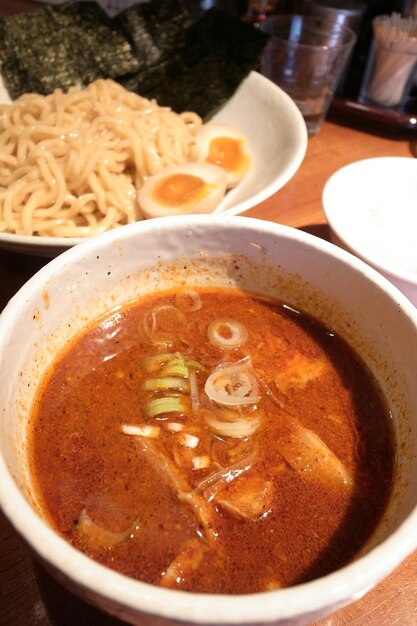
[138,162,227,218]
[193,123,252,189]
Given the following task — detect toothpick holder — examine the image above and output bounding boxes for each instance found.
[360,37,417,108]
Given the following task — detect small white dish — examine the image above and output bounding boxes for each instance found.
[322,156,417,307]
[0,71,307,257]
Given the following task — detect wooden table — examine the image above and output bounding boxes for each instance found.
[2,2,417,625]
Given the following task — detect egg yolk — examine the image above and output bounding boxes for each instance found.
[153,173,213,207]
[207,137,248,174]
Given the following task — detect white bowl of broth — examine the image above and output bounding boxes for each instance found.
[0,215,417,625]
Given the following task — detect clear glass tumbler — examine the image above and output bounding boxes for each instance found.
[260,14,356,135]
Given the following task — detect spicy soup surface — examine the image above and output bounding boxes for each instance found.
[30,287,395,593]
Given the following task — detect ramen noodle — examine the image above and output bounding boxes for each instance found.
[0,79,202,237]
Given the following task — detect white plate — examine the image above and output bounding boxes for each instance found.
[0,72,307,257]
[322,157,417,307]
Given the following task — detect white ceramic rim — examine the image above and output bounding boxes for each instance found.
[1,215,417,623]
[322,157,417,287]
[0,71,308,255]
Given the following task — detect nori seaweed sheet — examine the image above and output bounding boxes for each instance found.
[0,2,139,98]
[54,3,140,78]
[0,1,270,119]
[133,8,271,119]
[0,19,30,97]
[117,0,190,70]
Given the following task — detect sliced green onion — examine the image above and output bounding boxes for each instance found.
[143,306,186,342]
[121,424,161,438]
[204,358,260,407]
[141,377,190,392]
[175,289,202,312]
[144,396,187,418]
[208,318,248,350]
[160,360,189,378]
[142,353,208,378]
[205,413,261,438]
[179,433,200,448]
[185,358,208,373]
[192,455,210,470]
[165,422,184,432]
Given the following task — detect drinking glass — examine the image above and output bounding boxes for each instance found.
[260,14,356,135]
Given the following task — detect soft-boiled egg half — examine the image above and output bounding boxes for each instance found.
[138,162,227,219]
[193,123,252,189]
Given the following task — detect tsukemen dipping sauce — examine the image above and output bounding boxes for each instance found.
[29,286,395,593]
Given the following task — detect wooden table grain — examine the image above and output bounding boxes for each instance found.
[1,2,417,625]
